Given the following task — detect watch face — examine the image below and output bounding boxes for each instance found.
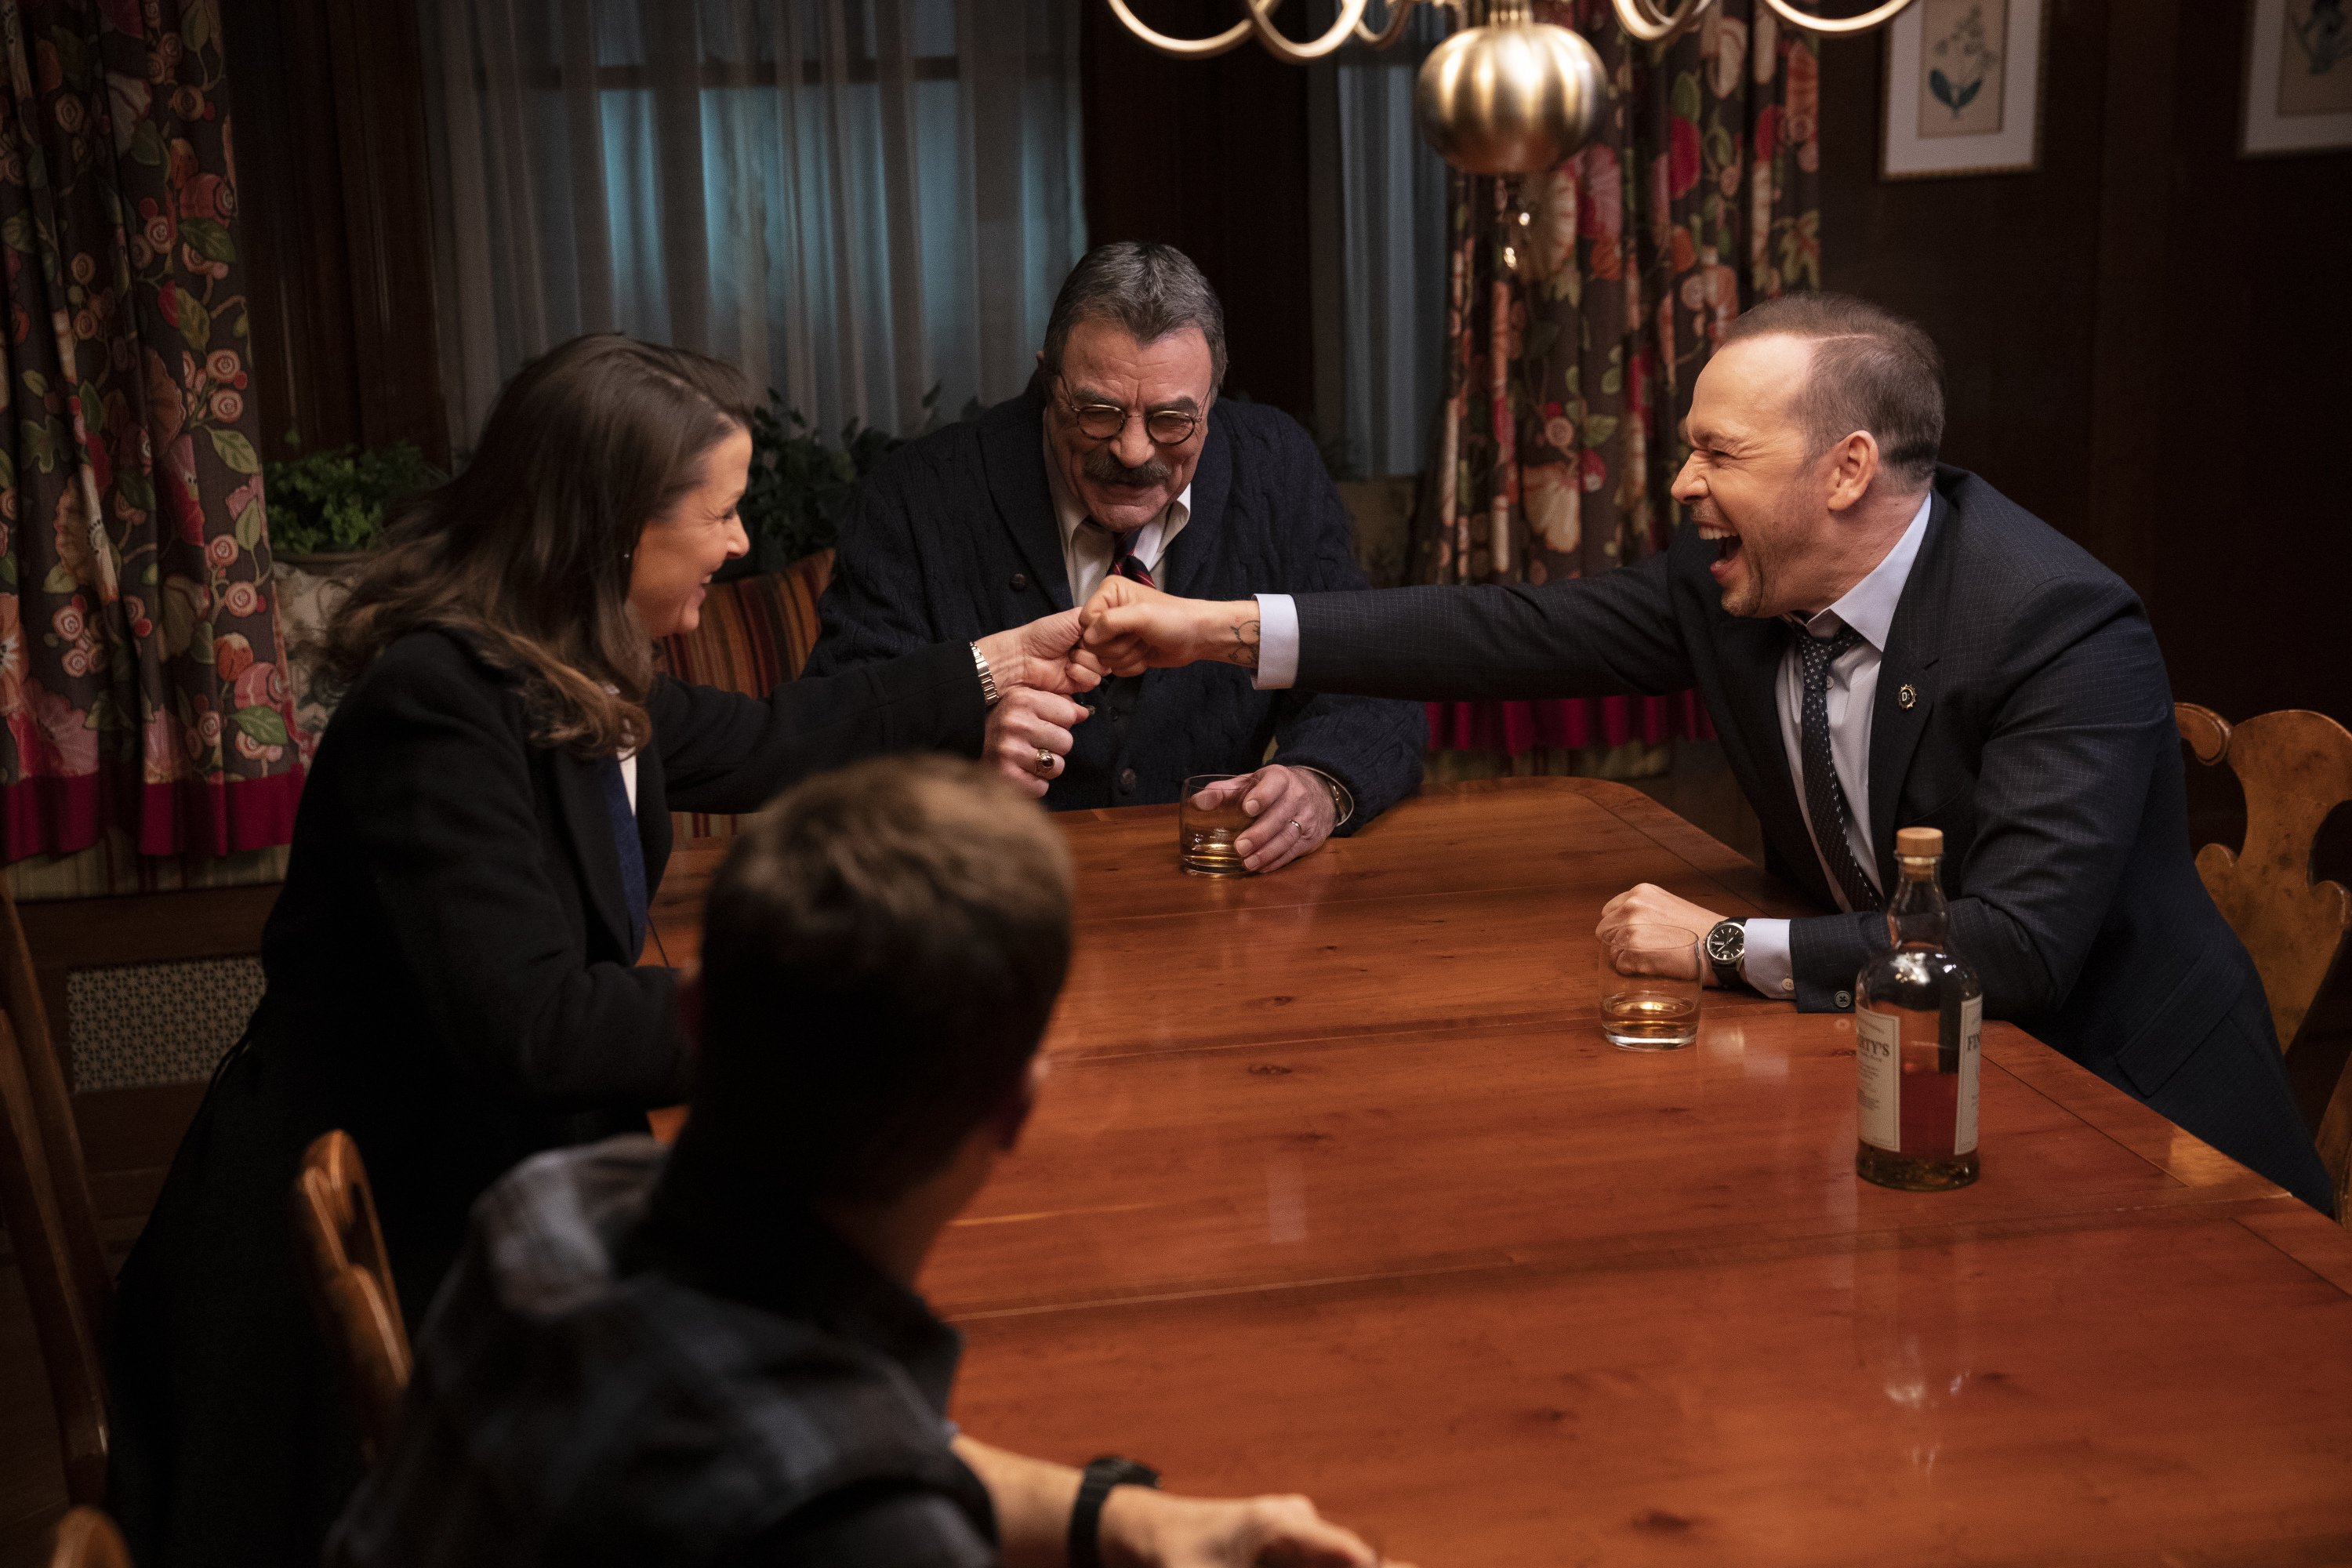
[1706,923,1742,964]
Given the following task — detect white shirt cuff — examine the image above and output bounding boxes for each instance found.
[1252,593,1300,690]
[1740,919,1796,998]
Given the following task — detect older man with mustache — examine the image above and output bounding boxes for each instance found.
[804,242,1421,872]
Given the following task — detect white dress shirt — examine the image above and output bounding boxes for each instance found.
[1250,489,1934,993]
[1044,434,1190,604]
[1738,490,1932,996]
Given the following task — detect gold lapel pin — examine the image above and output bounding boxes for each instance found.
[1897,683,1918,710]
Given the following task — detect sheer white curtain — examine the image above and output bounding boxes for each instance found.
[417,0,1086,445]
[1331,10,1448,478]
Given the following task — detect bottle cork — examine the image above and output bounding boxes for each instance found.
[1895,826,1944,858]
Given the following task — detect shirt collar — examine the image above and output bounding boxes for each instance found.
[1798,489,1933,651]
[626,1139,963,1417]
[1043,430,1193,555]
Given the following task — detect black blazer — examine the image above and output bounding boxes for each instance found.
[804,387,1425,824]
[106,629,985,1568]
[1285,468,2328,1209]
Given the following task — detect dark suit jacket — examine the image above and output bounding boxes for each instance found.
[1285,467,2328,1208]
[805,387,1424,823]
[107,628,985,1568]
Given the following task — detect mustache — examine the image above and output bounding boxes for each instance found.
[1083,447,1173,488]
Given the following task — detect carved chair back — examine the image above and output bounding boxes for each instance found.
[45,1507,132,1568]
[2178,702,2352,1223]
[291,1129,413,1463]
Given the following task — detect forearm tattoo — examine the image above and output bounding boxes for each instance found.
[1223,616,1261,670]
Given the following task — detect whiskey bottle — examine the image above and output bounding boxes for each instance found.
[1854,826,1982,1192]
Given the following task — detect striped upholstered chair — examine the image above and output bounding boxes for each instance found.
[655,549,835,839]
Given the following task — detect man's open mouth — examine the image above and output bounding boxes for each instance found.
[1697,524,1742,564]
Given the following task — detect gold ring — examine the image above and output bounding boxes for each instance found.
[1034,748,1054,778]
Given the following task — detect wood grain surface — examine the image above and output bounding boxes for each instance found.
[649,778,2352,1566]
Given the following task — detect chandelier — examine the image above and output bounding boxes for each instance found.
[1104,0,1921,174]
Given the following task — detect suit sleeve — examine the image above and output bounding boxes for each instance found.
[1259,441,1424,834]
[803,463,942,677]
[1786,579,2169,1017]
[335,649,687,1109]
[1291,542,1696,701]
[654,641,989,815]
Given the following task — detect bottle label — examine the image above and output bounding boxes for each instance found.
[1955,993,1981,1155]
[1856,1006,1900,1152]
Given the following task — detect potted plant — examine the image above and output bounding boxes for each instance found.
[265,440,444,568]
[734,386,940,575]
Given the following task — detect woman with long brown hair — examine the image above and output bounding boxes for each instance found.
[103,336,1094,1566]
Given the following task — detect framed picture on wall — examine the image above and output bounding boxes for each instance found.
[1878,0,2049,180]
[2241,0,2352,155]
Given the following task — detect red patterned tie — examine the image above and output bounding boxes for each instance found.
[1089,519,1155,590]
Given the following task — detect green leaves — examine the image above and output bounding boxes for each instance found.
[209,427,260,474]
[177,288,210,351]
[232,490,265,550]
[130,120,165,167]
[231,706,289,749]
[180,218,235,265]
[1672,71,1701,125]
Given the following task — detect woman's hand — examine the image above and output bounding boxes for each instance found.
[978,609,1104,698]
[985,688,1088,799]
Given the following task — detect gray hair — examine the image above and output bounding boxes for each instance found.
[1720,292,1944,488]
[1040,241,1229,392]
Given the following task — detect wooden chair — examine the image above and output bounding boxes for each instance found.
[0,996,112,1505]
[44,1506,132,1568]
[291,1130,412,1463]
[2176,702,2352,1218]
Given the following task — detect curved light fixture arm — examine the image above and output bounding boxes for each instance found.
[1103,0,1255,57]
[1244,0,1373,61]
[1755,0,1919,34]
[1608,0,1715,44]
[1354,0,1427,50]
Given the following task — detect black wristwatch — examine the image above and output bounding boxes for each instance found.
[1704,918,1748,990]
[1069,1455,1161,1568]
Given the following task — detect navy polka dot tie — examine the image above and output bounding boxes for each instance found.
[1798,622,1880,913]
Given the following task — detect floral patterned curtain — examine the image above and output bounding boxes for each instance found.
[0,0,299,862]
[1416,0,1819,770]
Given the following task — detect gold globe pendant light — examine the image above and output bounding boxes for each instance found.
[1414,2,1606,176]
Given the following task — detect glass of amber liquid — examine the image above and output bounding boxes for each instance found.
[1179,774,1254,877]
[1597,924,1703,1050]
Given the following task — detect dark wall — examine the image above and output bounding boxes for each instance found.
[1080,3,1318,422]
[1819,0,2352,728]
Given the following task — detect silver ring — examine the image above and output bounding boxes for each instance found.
[1034,748,1054,778]
[1290,818,1305,837]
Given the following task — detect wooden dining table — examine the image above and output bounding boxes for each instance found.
[648,777,2352,1566]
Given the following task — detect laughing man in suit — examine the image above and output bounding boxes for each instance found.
[804,241,1422,873]
[1079,292,2332,1212]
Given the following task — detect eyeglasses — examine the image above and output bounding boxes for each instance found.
[1061,389,1201,448]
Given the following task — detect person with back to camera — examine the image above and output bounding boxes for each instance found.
[106,335,1100,1566]
[329,756,1405,1568]
[1079,292,2332,1215]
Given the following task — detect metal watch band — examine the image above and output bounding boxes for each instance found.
[1069,1455,1161,1568]
[969,642,1001,708]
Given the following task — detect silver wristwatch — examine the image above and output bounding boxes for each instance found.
[969,642,1001,709]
